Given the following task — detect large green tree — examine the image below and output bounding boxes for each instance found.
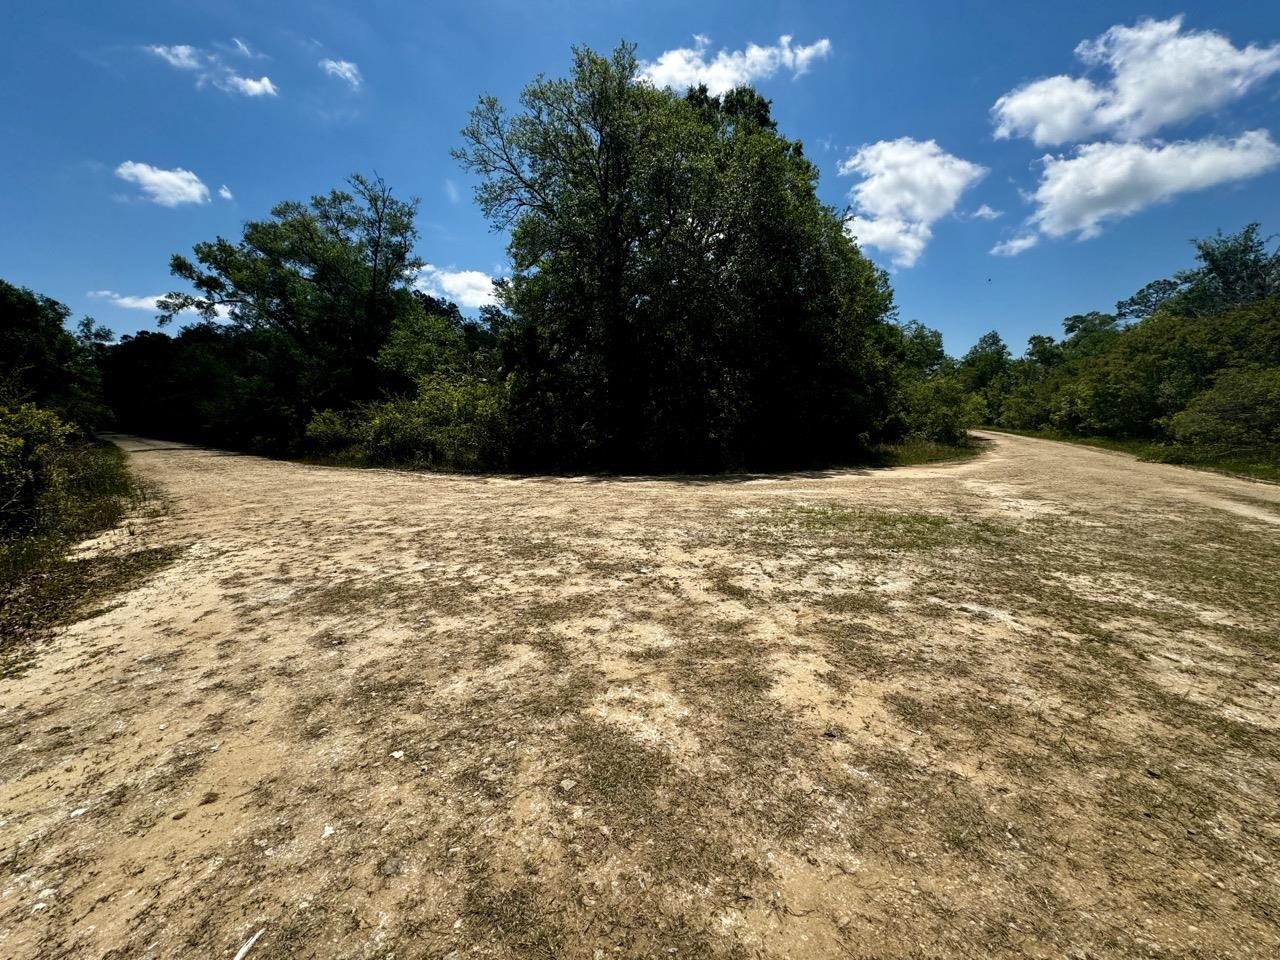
[158,174,423,422]
[455,44,897,471]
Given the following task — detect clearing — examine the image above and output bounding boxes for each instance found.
[2,431,1278,959]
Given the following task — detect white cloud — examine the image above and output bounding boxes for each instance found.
[444,179,461,205]
[146,42,278,97]
[970,204,1003,220]
[1028,130,1280,239]
[637,34,832,95]
[114,161,210,206]
[147,44,202,70]
[838,138,987,268]
[89,290,165,310]
[319,58,362,89]
[89,289,232,319]
[415,265,498,309]
[228,37,263,59]
[993,16,1280,146]
[222,74,277,96]
[990,235,1039,257]
[218,184,233,200]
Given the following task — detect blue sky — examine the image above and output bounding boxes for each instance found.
[3,1,1279,354]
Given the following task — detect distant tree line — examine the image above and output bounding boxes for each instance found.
[95,43,977,474]
[955,224,1280,475]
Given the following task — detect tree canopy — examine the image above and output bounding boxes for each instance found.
[455,43,898,470]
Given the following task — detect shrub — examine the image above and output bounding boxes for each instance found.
[306,376,509,471]
[902,375,983,445]
[0,404,75,538]
[305,409,359,455]
[1168,366,1280,457]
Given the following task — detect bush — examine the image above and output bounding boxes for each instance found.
[304,409,359,455]
[1168,366,1280,457]
[0,404,75,538]
[902,375,983,445]
[306,376,509,471]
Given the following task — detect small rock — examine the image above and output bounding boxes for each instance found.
[322,824,336,839]
[560,779,577,792]
[377,857,404,877]
[70,808,88,818]
[836,915,852,929]
[390,750,405,760]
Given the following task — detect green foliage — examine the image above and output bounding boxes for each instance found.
[96,46,938,475]
[158,173,423,421]
[1,436,165,676]
[1,280,110,424]
[1117,224,1280,320]
[0,403,75,538]
[455,43,898,471]
[307,376,508,472]
[377,293,500,385]
[901,375,985,445]
[974,225,1280,474]
[1168,367,1280,458]
[956,330,1012,422]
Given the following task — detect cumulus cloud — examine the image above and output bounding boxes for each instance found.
[218,184,233,200]
[146,41,279,97]
[114,161,210,206]
[416,265,498,309]
[990,235,1039,257]
[637,34,832,95]
[1026,130,1280,240]
[319,58,362,89]
[993,16,1280,145]
[838,138,987,268]
[970,204,1003,220]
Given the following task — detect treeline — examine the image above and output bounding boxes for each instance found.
[955,225,1280,478]
[96,44,975,473]
[1,281,153,657]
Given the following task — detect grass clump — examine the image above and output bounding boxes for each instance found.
[751,504,1015,554]
[864,436,985,468]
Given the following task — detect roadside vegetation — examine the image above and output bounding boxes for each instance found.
[1,282,169,674]
[955,224,1280,481]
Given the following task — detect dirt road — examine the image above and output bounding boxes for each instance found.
[3,432,1278,959]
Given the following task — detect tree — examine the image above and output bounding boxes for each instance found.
[159,174,422,419]
[1117,224,1280,320]
[454,43,896,470]
[0,280,108,424]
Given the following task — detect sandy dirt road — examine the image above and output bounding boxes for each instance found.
[2,432,1279,959]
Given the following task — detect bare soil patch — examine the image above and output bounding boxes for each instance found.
[2,431,1278,959]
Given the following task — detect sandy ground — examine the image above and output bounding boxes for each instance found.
[2,431,1279,959]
